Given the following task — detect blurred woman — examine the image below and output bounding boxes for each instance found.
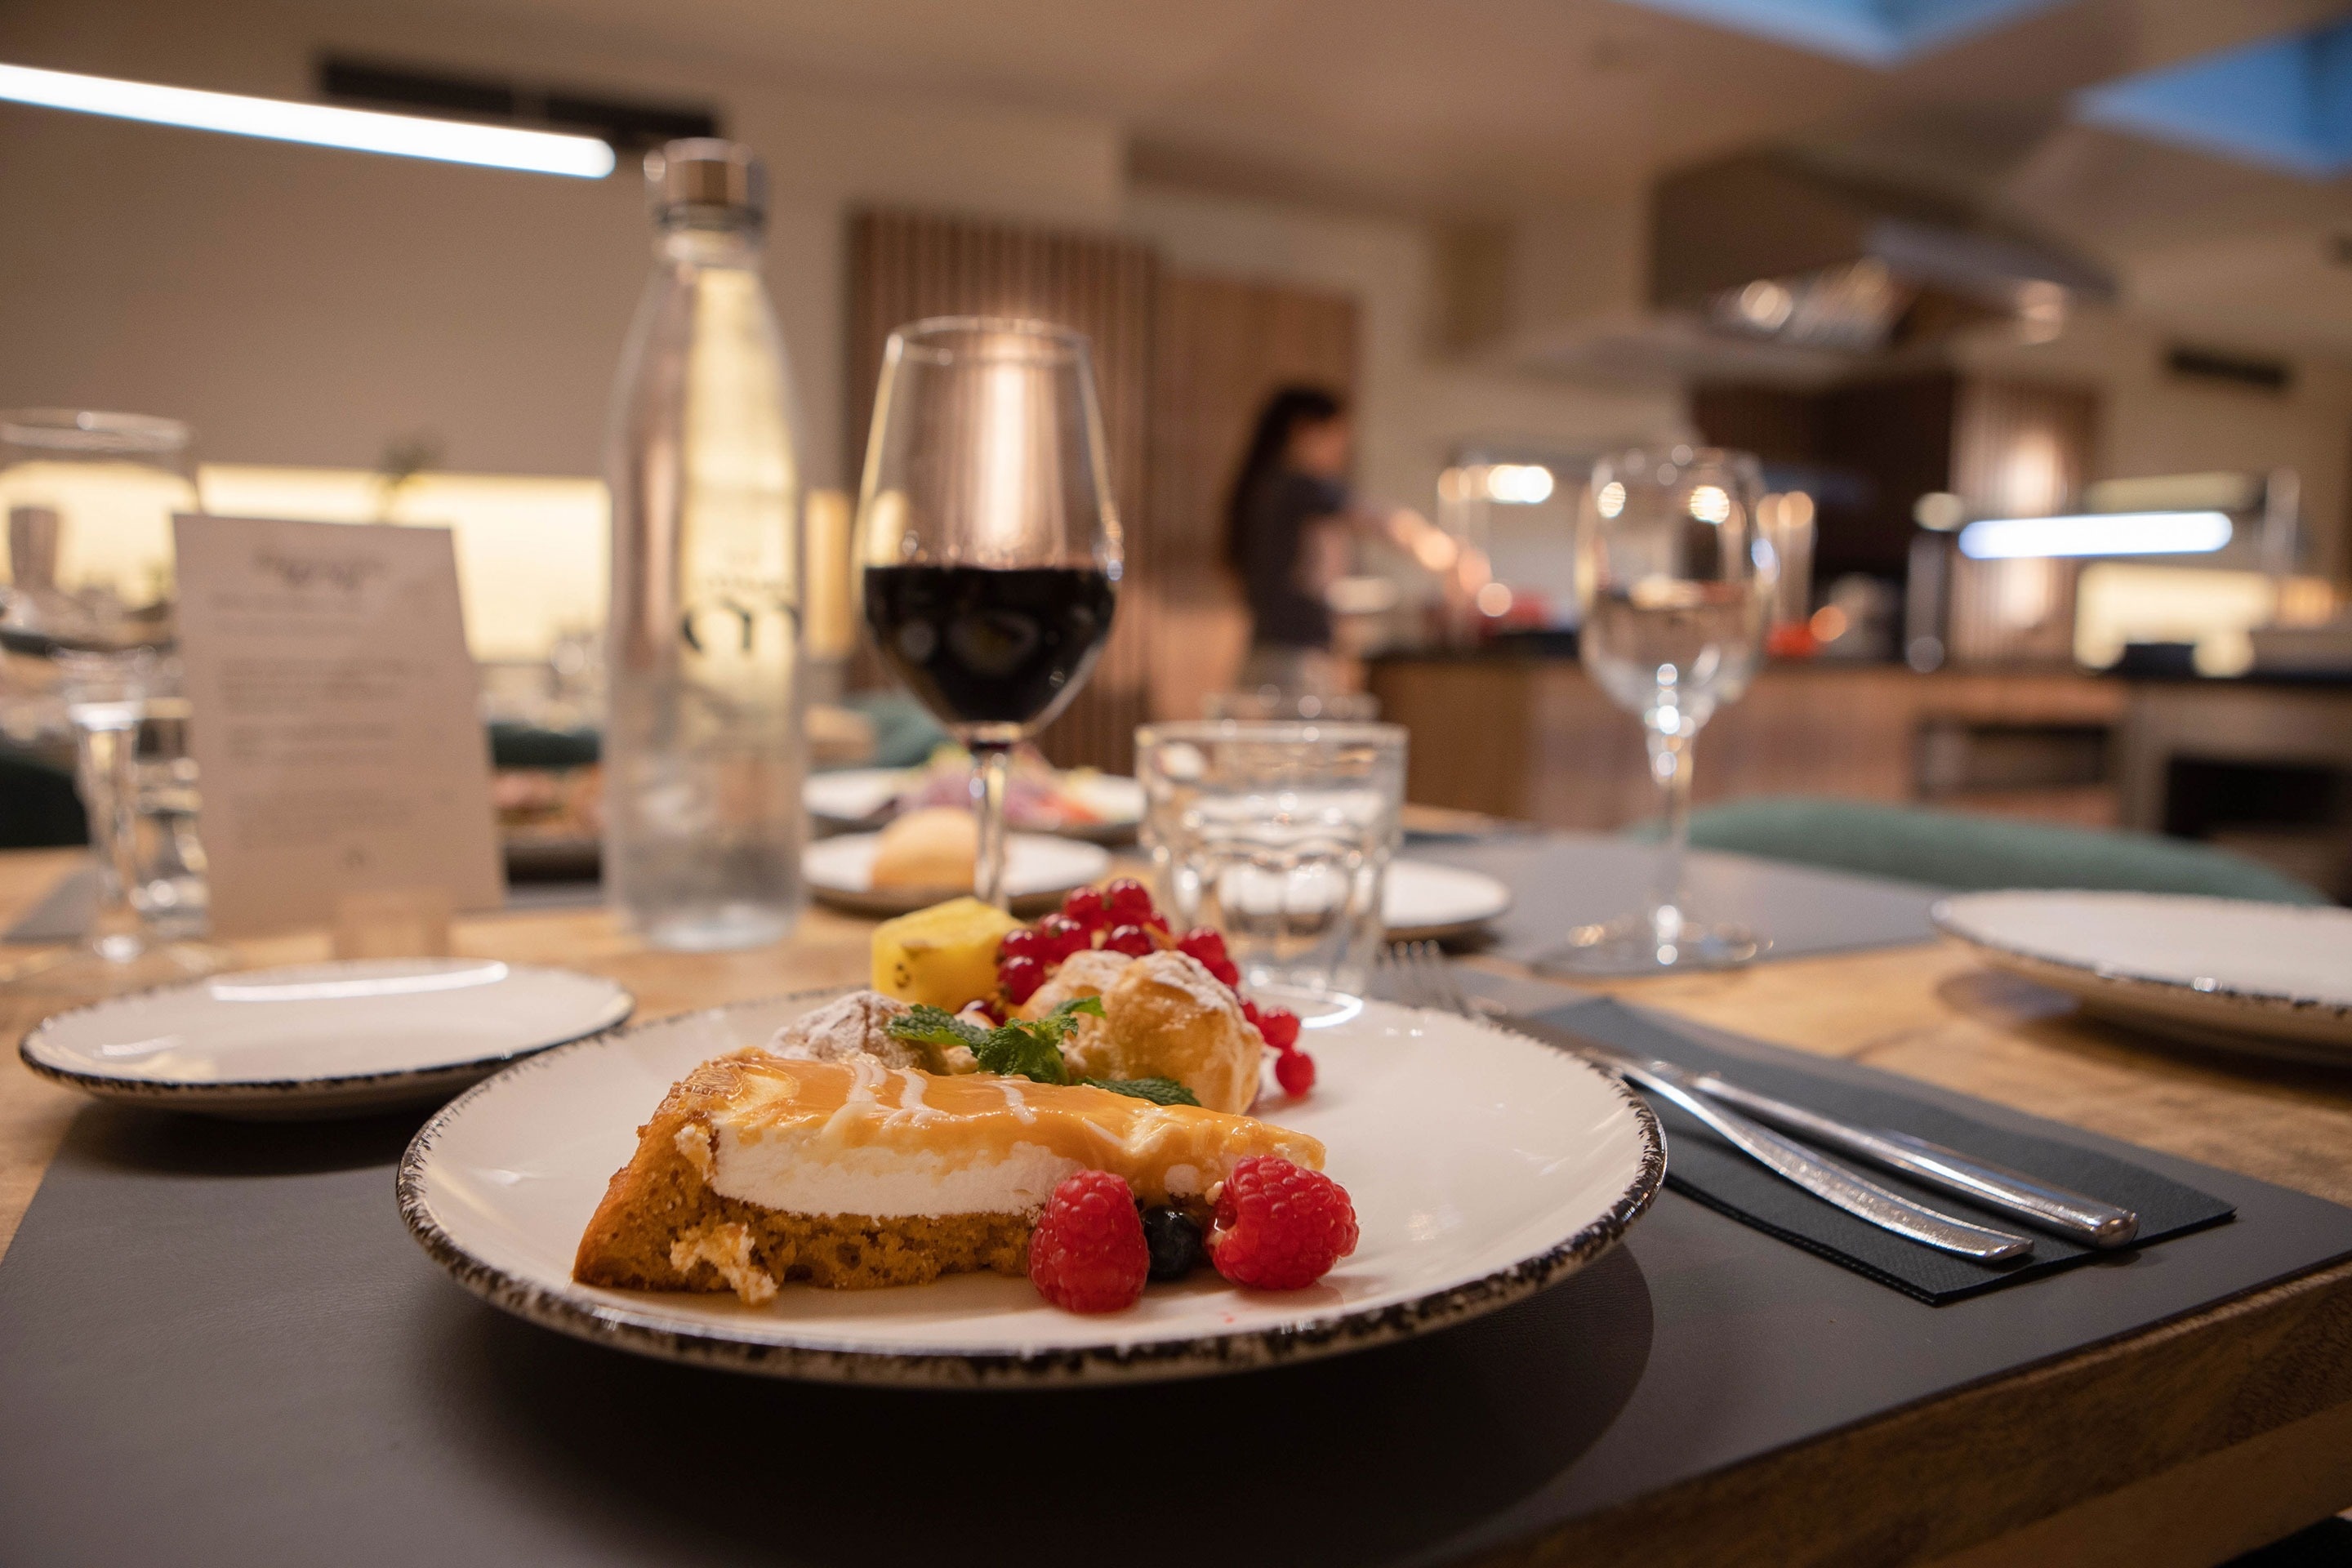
[1223,385,1361,696]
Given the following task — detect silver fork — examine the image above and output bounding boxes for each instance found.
[1381,941,2035,1263]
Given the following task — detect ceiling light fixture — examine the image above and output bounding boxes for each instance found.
[1957,511,2234,561]
[0,61,616,178]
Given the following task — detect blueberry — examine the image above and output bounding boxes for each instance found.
[1140,1205,1205,1281]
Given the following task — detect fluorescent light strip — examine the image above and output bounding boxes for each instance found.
[1957,510,2234,560]
[0,61,615,178]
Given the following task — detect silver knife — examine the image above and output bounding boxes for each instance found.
[1686,1071,2139,1247]
[1573,1043,2036,1263]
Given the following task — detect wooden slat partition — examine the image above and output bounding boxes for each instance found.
[847,209,1158,773]
[1946,377,2100,666]
[1147,273,1358,720]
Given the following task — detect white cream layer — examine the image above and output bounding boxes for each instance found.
[707,1120,1085,1219]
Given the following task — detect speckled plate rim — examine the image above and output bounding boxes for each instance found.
[396,988,1665,1388]
[17,961,637,1117]
[1931,893,2352,1054]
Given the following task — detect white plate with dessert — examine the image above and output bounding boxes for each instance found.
[20,958,635,1119]
[804,810,1112,916]
[400,890,1662,1385]
[1383,861,1513,942]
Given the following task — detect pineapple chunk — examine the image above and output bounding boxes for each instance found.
[871,897,1022,1011]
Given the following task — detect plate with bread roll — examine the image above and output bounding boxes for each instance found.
[806,748,1143,846]
[804,807,1112,915]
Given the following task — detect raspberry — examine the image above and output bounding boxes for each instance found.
[1176,927,1227,966]
[1240,998,1262,1026]
[1036,914,1088,960]
[1029,1170,1149,1312]
[998,927,1049,965]
[1102,923,1154,957]
[1061,886,1107,932]
[1257,1006,1301,1050]
[1105,877,1155,925]
[1209,1156,1356,1290]
[1274,1048,1316,1097]
[997,956,1045,1004]
[1206,956,1241,988]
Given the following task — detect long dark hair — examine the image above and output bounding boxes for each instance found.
[1223,385,1345,570]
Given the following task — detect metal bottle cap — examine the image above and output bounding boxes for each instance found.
[644,138,765,227]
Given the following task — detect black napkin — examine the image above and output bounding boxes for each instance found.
[1520,997,2237,1304]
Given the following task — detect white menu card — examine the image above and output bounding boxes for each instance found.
[172,514,504,936]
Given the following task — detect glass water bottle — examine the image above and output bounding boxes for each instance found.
[604,139,805,950]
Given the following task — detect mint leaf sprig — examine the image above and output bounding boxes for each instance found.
[884,997,1198,1106]
[1079,1076,1199,1107]
[888,996,1103,1086]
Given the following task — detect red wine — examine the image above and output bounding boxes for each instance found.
[863,564,1116,735]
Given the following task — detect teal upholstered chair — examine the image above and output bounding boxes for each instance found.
[488,695,947,778]
[1650,796,2330,905]
[836,690,950,769]
[486,723,599,770]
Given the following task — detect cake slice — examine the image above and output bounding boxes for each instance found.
[573,1050,1324,1302]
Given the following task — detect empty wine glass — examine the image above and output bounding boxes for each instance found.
[853,318,1121,908]
[1539,446,1776,974]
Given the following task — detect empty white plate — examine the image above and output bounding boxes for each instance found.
[1933,890,2352,1064]
[803,831,1111,917]
[1383,860,1512,941]
[399,988,1662,1384]
[19,959,635,1119]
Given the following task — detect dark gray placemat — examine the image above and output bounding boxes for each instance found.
[4,1067,2351,1566]
[1525,997,2234,1303]
[1416,832,1941,964]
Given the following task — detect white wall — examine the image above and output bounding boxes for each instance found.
[0,0,1124,488]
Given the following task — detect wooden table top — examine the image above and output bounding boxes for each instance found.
[3,845,2348,1568]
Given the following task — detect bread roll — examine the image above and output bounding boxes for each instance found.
[869,807,977,890]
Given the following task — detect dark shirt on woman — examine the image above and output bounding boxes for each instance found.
[1236,470,1346,649]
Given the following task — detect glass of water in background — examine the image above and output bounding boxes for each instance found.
[1136,719,1405,1011]
[1539,446,1776,975]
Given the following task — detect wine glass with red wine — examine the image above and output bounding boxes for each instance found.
[853,318,1121,908]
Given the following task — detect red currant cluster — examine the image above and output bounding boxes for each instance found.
[1241,996,1314,1097]
[993,877,1314,1098]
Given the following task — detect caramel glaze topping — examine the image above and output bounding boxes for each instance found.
[694,1049,1322,1206]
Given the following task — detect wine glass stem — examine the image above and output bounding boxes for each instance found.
[969,741,1013,911]
[1646,714,1695,938]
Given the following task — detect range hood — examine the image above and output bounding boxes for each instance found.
[1650,153,2114,356]
[1476,154,2114,385]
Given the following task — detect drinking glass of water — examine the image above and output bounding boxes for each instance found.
[1135,719,1405,1011]
[1539,446,1775,973]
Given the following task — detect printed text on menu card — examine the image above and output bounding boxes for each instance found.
[172,514,504,936]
